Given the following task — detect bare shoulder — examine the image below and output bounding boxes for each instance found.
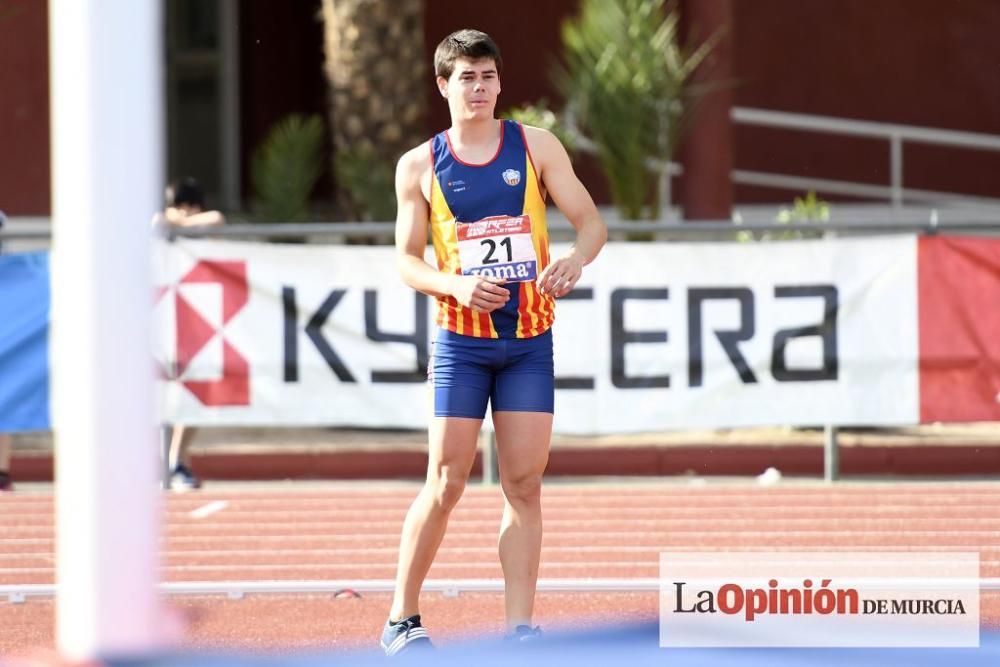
[397,141,432,178]
[519,124,568,167]
[396,140,433,199]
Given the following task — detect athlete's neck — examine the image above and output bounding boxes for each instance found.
[447,118,501,151]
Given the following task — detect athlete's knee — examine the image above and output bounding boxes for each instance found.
[427,469,467,511]
[501,471,542,506]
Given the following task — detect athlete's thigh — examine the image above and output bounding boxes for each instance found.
[493,411,553,484]
[428,330,494,477]
[491,331,554,481]
[427,416,482,478]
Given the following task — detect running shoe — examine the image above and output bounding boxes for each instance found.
[380,614,432,656]
[506,625,543,642]
[169,464,201,492]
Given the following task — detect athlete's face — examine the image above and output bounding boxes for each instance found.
[438,57,501,121]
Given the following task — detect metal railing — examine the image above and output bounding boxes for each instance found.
[731,106,1000,210]
[4,217,999,245]
[5,576,1000,602]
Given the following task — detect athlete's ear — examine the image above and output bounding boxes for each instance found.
[436,76,448,98]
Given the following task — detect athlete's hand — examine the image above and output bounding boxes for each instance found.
[449,274,510,313]
[538,253,584,297]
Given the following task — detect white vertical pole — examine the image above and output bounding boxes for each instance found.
[50,0,164,660]
[823,424,839,482]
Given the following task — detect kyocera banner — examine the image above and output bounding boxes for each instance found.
[155,234,993,433]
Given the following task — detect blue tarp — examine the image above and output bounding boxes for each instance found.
[0,251,50,432]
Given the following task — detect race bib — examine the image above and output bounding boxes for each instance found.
[456,215,539,282]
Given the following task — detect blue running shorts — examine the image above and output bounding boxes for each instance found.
[430,328,554,418]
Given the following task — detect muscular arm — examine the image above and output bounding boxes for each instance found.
[394,146,452,298]
[394,146,509,312]
[525,127,607,296]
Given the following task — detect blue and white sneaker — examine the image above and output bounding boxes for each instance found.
[380,614,432,657]
[169,464,201,492]
[505,625,543,642]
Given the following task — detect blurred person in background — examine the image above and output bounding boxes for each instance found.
[158,178,225,491]
[161,176,226,228]
[381,29,606,654]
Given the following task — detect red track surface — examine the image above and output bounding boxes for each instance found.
[2,481,999,657]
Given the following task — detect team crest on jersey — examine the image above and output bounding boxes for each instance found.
[501,169,521,186]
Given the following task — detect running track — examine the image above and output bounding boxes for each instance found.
[1,481,999,656]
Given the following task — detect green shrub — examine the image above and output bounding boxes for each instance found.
[734,191,831,242]
[503,100,575,152]
[334,147,396,222]
[251,114,325,222]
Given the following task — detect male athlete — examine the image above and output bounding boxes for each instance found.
[381,29,606,656]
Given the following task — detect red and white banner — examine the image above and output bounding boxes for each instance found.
[153,235,1000,433]
[918,236,1000,423]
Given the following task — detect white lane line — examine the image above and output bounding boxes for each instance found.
[188,500,229,520]
[4,577,1000,601]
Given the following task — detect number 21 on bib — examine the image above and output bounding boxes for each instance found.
[456,215,539,282]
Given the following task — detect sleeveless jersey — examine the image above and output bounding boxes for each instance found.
[428,119,554,339]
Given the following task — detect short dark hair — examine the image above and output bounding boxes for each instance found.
[434,29,502,80]
[165,177,205,209]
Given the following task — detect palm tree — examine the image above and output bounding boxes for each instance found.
[321,0,427,221]
[558,0,716,221]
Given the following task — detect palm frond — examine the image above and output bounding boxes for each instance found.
[334,147,396,222]
[557,0,717,219]
[251,114,325,222]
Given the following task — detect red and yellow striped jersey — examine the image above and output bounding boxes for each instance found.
[428,120,553,339]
